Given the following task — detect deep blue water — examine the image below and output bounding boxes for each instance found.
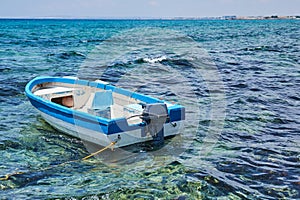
[0,19,299,199]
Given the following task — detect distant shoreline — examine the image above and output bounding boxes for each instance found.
[0,15,299,20]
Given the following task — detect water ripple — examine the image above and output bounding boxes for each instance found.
[0,19,299,199]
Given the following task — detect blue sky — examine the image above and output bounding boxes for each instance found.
[0,0,299,18]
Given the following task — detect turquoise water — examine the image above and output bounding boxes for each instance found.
[0,19,299,199]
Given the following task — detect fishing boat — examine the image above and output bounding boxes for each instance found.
[25,76,185,148]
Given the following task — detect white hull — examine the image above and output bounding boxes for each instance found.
[26,77,185,148]
[40,111,183,148]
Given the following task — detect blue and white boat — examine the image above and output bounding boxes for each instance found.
[25,76,185,147]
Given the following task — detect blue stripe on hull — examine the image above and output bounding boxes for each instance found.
[28,97,141,135]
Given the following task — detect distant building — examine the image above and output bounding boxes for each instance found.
[222,16,237,20]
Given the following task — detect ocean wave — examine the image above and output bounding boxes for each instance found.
[1,19,300,199]
[242,45,283,52]
[142,56,167,63]
[47,51,86,60]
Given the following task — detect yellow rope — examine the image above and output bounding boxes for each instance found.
[0,172,24,181]
[82,140,117,160]
[0,140,118,181]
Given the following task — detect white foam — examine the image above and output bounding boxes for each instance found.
[143,56,167,63]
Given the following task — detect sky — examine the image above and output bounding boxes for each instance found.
[0,0,299,18]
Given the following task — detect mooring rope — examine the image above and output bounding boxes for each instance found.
[0,140,118,181]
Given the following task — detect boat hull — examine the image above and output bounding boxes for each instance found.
[40,111,183,147]
[25,76,185,147]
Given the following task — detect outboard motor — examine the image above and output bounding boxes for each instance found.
[141,103,169,147]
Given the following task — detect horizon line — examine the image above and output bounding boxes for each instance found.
[0,14,299,20]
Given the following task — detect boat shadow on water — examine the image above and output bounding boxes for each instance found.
[82,134,183,165]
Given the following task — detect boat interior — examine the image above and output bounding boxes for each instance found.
[32,81,144,124]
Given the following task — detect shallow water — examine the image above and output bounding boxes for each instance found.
[0,19,299,199]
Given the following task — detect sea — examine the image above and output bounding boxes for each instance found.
[0,19,299,199]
